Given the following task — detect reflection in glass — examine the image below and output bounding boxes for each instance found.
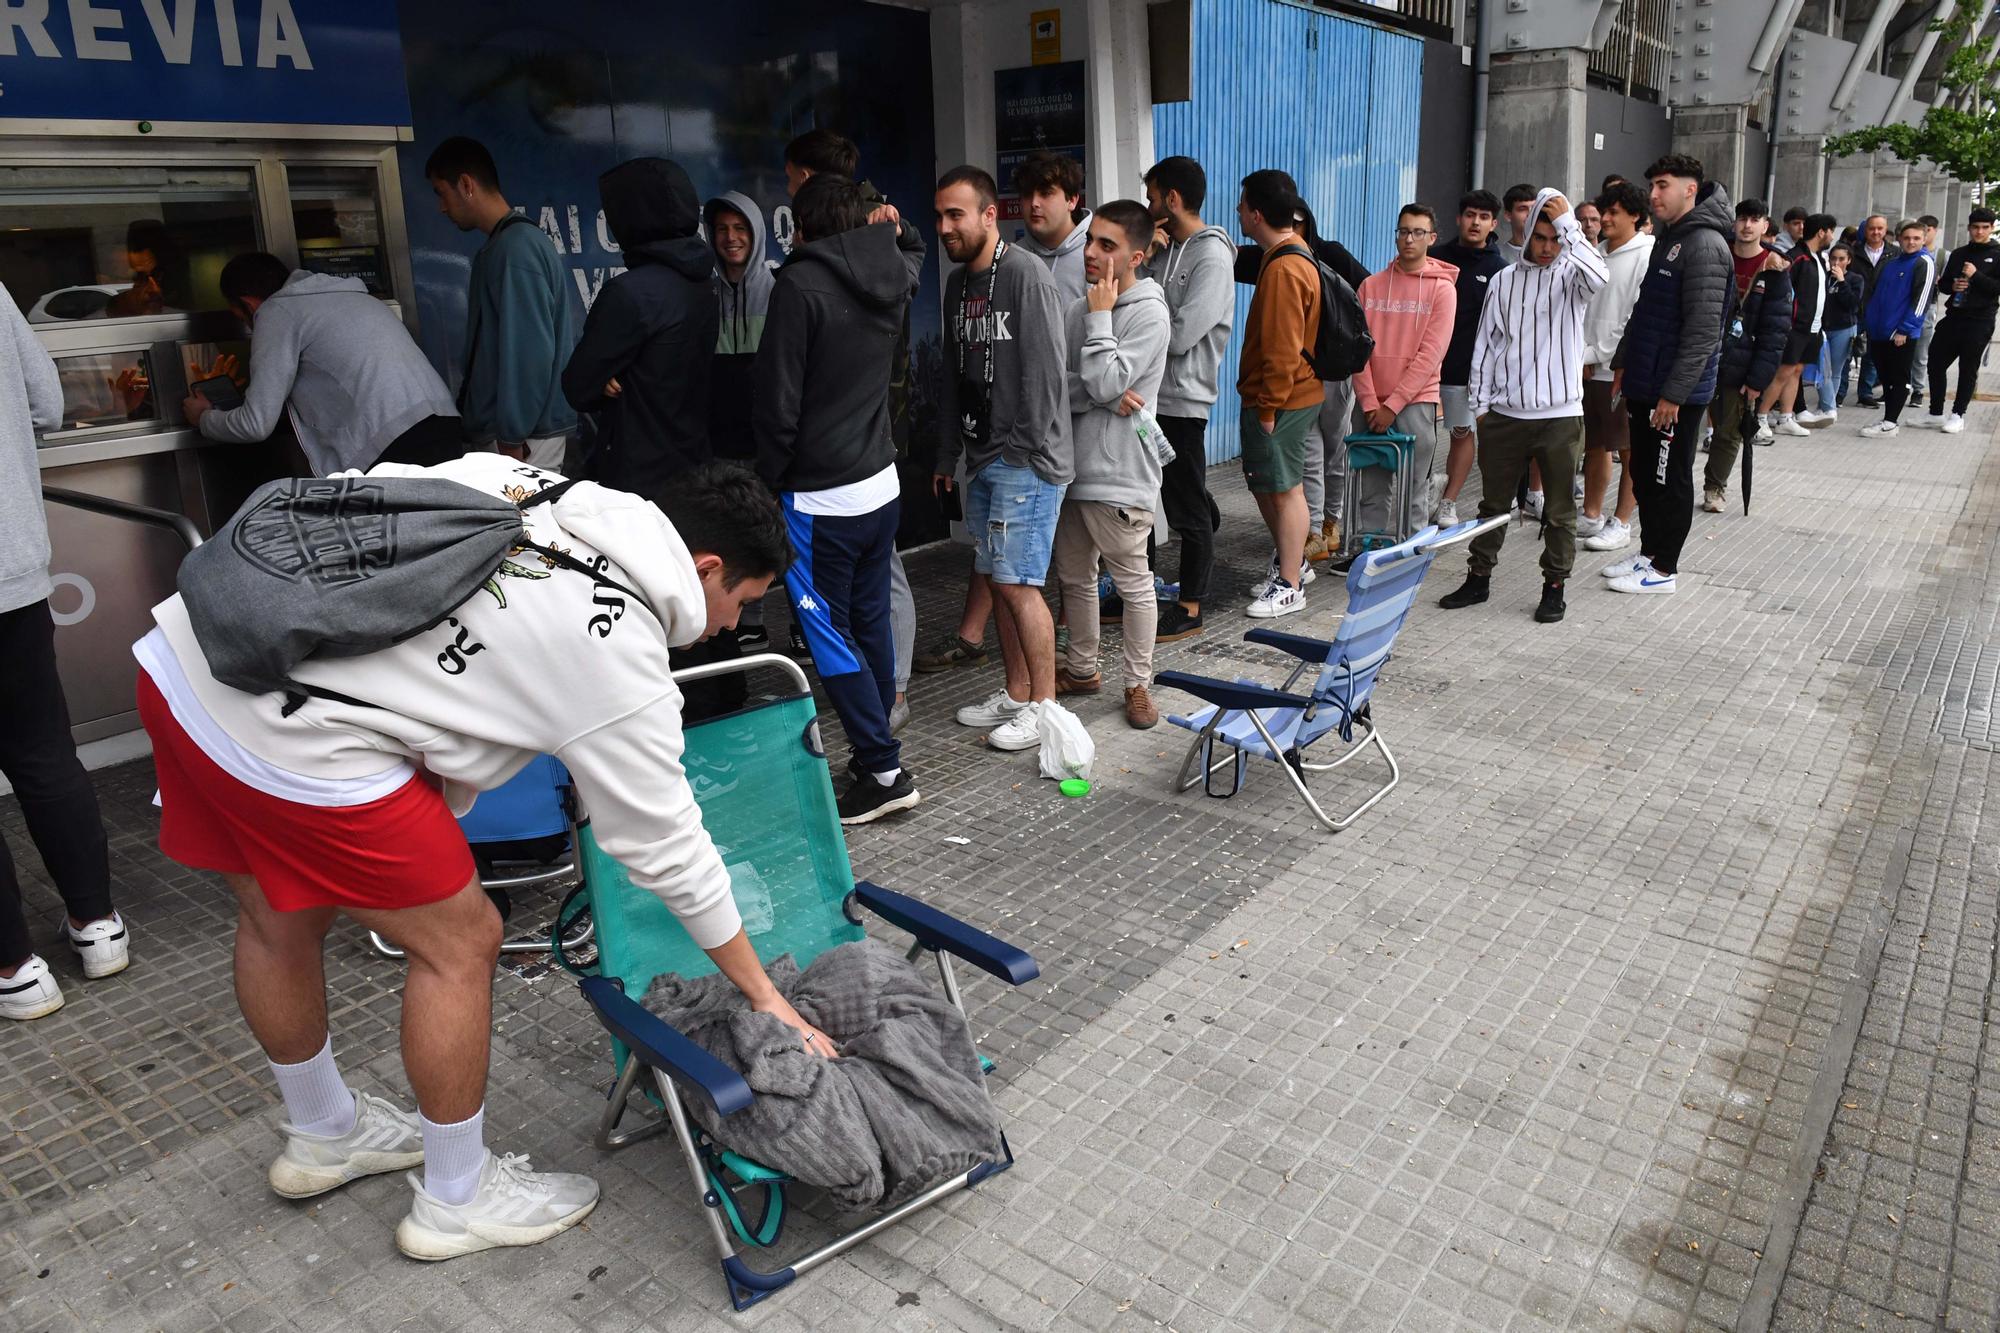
[289,165,389,296]
[46,349,159,435]
[0,165,260,322]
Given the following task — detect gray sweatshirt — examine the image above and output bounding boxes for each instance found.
[1017,209,1091,305]
[200,271,458,476]
[2,284,61,614]
[1140,224,1236,419]
[1064,279,1170,509]
[938,242,1072,485]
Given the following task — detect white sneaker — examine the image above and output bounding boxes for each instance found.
[1583,518,1633,552]
[1601,553,1651,580]
[1434,498,1460,528]
[1752,417,1774,443]
[0,955,64,1021]
[955,688,1027,729]
[1522,490,1544,520]
[1609,567,1677,595]
[1912,414,1941,429]
[1795,408,1828,426]
[1247,555,1316,599]
[1575,512,1606,538]
[1247,581,1306,619]
[1943,413,1966,434]
[395,1152,600,1262]
[985,700,1044,752]
[1860,419,1901,437]
[269,1090,425,1199]
[1775,415,1810,437]
[65,912,128,979]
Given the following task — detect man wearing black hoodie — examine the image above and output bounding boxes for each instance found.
[562,158,718,497]
[1922,207,2000,432]
[755,175,926,825]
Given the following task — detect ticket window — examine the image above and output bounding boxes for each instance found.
[287,164,391,296]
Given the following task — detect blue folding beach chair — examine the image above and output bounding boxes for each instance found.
[1157,517,1503,831]
[556,655,1040,1311]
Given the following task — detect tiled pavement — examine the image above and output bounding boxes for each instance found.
[5,366,2000,1331]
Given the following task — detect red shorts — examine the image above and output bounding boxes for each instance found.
[137,672,475,913]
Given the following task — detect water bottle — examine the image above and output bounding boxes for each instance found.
[1133,405,1175,465]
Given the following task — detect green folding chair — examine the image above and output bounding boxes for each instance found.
[560,654,1039,1310]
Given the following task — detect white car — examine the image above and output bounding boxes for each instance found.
[27,284,131,324]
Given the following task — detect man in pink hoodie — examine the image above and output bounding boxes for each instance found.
[1353,204,1457,548]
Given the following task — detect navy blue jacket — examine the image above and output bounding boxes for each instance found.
[1824,270,1864,331]
[1863,249,1936,342]
[1430,237,1508,386]
[1716,264,1792,393]
[1612,181,1735,407]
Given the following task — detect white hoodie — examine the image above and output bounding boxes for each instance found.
[139,453,741,948]
[1583,231,1655,383]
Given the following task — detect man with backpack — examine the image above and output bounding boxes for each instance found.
[1235,169,1325,620]
[140,456,829,1259]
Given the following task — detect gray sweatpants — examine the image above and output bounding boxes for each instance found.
[1303,377,1361,527]
[1347,401,1439,542]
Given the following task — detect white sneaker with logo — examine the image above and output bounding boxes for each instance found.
[955,689,1027,729]
[1609,566,1676,595]
[1583,518,1633,551]
[1943,413,1966,434]
[1522,490,1545,520]
[985,700,1044,752]
[1247,556,1315,599]
[1860,419,1900,437]
[269,1090,425,1199]
[1774,414,1810,437]
[1601,553,1651,580]
[65,912,129,979]
[0,955,64,1021]
[1247,581,1306,619]
[395,1152,600,1261]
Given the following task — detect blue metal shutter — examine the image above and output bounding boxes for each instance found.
[1153,0,1423,464]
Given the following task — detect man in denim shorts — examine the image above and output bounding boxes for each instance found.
[931,166,1074,752]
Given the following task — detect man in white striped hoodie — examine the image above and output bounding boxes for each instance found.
[1438,189,1608,624]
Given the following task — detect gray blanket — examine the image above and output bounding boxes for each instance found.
[644,939,1004,1210]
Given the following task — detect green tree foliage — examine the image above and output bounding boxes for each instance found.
[1825,0,2000,191]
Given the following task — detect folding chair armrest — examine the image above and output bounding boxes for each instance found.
[1155,671,1316,714]
[853,881,1040,986]
[1416,513,1509,553]
[578,975,752,1117]
[1243,627,1335,664]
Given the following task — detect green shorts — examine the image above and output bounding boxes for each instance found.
[1239,404,1318,494]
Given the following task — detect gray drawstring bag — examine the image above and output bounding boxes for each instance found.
[178,474,636,709]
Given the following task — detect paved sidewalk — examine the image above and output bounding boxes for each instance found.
[5,369,2000,1331]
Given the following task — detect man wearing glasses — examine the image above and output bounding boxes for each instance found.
[1353,203,1458,545]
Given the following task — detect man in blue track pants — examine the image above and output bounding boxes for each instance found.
[754,173,926,825]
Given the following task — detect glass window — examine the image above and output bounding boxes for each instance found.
[288,165,389,296]
[45,348,160,435]
[0,164,261,323]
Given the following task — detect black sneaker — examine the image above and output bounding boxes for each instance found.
[1155,602,1205,642]
[736,625,770,653]
[1438,574,1490,609]
[788,623,813,667]
[1533,580,1566,623]
[837,769,920,825]
[914,633,987,674]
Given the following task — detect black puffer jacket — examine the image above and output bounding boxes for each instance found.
[1613,181,1734,406]
[563,158,719,496]
[1716,263,1792,393]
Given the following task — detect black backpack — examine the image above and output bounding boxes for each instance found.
[1275,242,1374,381]
[178,473,640,710]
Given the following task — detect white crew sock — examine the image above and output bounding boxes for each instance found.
[269,1036,355,1138]
[421,1106,486,1206]
[871,767,902,787]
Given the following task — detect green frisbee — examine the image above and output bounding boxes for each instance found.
[1059,778,1092,797]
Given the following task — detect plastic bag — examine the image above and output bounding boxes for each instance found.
[1037,700,1096,781]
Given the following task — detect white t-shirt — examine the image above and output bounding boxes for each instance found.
[790,462,900,517]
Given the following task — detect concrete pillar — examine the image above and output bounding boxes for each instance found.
[1484,48,1589,195]
[1873,155,1911,222]
[1826,152,1874,227]
[1772,136,1826,213]
[1673,105,1754,204]
[1923,171,1951,228]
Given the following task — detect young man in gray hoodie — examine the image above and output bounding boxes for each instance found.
[1013,151,1091,304]
[1141,156,1235,641]
[1050,201,1172,729]
[185,254,460,475]
[932,166,1072,755]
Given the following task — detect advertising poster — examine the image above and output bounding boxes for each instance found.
[994,62,1086,226]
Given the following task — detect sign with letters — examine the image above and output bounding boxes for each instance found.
[0,0,411,127]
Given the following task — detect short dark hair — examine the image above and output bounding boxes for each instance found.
[1093,198,1154,252]
[937,165,998,211]
[218,251,290,306]
[424,136,501,192]
[655,464,792,587]
[791,173,871,243]
[1457,189,1501,217]
[1399,202,1437,229]
[1601,174,1629,192]
[1596,181,1648,220]
[1502,183,1536,209]
[1783,206,1809,223]
[1829,242,1854,262]
[1644,153,1704,183]
[1142,156,1207,213]
[1735,198,1769,220]
[1239,169,1305,231]
[1972,206,1998,225]
[1805,212,1837,237]
[784,129,859,180]
[1918,214,1940,229]
[1012,151,1084,202]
